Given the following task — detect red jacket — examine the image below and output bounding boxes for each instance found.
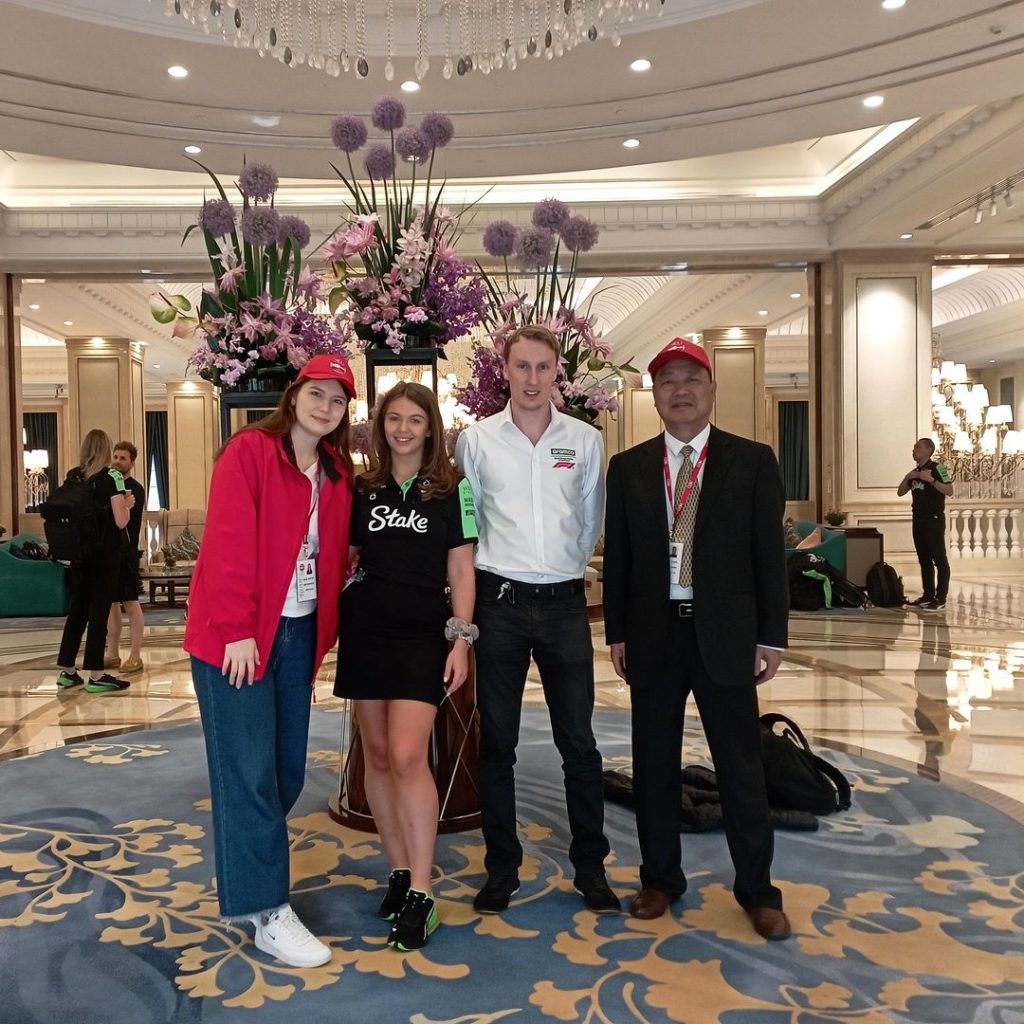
[184,429,352,682]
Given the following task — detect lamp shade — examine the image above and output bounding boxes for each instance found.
[953,431,973,453]
[986,404,1013,426]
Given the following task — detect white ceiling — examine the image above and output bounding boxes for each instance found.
[8,0,1024,397]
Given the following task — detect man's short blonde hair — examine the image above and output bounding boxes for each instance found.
[503,325,561,362]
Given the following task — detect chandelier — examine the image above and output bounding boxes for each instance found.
[162,0,657,80]
[931,360,1024,499]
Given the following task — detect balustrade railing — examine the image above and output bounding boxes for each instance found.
[946,499,1024,560]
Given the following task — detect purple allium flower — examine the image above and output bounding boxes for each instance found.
[514,227,555,270]
[238,161,279,201]
[395,127,430,163]
[560,215,600,252]
[240,206,281,247]
[532,198,571,232]
[330,114,368,152]
[200,198,236,238]
[371,96,406,131]
[364,143,395,180]
[420,112,454,148]
[276,214,311,248]
[482,220,518,257]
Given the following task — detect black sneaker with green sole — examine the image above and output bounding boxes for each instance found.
[388,889,438,951]
[84,673,131,693]
[379,868,412,920]
[56,670,83,689]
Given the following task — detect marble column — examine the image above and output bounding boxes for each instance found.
[701,327,767,442]
[165,380,219,510]
[819,255,933,556]
[64,336,147,476]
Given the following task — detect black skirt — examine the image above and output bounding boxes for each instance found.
[335,574,448,707]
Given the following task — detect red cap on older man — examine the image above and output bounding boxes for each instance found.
[647,337,712,379]
[296,353,357,398]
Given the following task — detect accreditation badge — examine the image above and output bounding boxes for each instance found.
[295,557,318,601]
[669,542,684,585]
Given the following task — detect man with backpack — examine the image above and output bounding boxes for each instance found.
[105,441,146,674]
[46,429,135,693]
[897,438,954,611]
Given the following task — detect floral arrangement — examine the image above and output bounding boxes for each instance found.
[456,199,637,423]
[824,509,847,526]
[324,96,487,354]
[150,159,347,389]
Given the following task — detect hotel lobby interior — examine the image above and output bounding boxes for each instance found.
[2,1,1024,1020]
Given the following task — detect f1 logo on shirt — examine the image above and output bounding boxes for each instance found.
[550,446,576,469]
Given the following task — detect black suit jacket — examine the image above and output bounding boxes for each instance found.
[603,425,788,689]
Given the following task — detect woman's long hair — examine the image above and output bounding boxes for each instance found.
[79,429,113,478]
[228,378,354,479]
[359,382,457,499]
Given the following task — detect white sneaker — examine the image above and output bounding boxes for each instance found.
[253,905,331,968]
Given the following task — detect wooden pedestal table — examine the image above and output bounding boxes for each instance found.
[328,657,481,834]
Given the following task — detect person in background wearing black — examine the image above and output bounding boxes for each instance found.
[897,438,954,611]
[105,440,146,674]
[56,428,135,693]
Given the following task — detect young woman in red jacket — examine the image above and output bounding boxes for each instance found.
[184,354,355,969]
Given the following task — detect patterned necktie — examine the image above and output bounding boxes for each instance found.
[671,445,700,587]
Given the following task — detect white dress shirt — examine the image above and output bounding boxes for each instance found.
[664,424,711,601]
[456,402,605,583]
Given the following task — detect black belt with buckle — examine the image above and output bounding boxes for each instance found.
[478,570,584,604]
[670,600,694,618]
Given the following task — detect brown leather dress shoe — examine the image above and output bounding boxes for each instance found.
[747,906,791,940]
[629,889,671,920]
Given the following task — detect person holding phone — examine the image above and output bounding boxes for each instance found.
[184,355,356,969]
[335,381,477,952]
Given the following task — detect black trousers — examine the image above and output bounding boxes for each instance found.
[912,514,950,601]
[473,571,610,875]
[57,556,121,672]
[630,614,781,910]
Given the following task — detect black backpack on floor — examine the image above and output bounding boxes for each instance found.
[787,552,865,611]
[865,561,905,607]
[40,470,102,563]
[760,713,852,815]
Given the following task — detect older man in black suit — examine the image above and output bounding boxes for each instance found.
[603,336,791,940]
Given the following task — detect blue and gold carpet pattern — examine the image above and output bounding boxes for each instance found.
[1,709,1023,1023]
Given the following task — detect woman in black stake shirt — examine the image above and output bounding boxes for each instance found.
[336,382,477,952]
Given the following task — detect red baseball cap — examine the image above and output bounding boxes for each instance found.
[647,337,712,379]
[297,353,356,398]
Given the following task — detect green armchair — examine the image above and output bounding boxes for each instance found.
[784,521,847,574]
[0,533,69,616]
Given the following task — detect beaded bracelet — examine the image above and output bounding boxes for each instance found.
[445,617,480,646]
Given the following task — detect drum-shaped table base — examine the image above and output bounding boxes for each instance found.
[328,665,481,834]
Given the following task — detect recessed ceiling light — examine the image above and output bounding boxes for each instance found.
[863,95,884,108]
[167,65,189,79]
[630,58,652,72]
[900,232,914,240]
[623,138,640,149]
[140,269,152,274]
[882,0,906,9]
[63,320,73,326]
[757,309,769,316]
[153,363,162,369]
[400,80,420,92]
[789,292,802,299]
[989,359,996,363]
[252,114,281,128]
[184,145,202,154]
[28,303,40,310]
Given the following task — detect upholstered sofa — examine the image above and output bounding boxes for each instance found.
[0,533,69,616]
[143,508,206,564]
[784,520,847,573]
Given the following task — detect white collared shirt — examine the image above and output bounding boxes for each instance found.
[664,423,711,601]
[455,402,605,583]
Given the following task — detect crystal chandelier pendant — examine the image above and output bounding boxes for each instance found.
[161,0,655,80]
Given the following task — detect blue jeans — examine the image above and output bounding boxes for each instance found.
[473,572,609,875]
[191,613,316,918]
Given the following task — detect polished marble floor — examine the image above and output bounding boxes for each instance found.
[3,564,1023,821]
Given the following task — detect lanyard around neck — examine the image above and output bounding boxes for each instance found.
[662,442,708,520]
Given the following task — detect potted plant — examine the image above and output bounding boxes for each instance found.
[824,509,847,527]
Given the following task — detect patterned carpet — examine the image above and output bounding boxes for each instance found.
[1,708,1023,1023]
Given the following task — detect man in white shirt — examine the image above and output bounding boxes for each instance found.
[603,337,791,940]
[456,325,619,916]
